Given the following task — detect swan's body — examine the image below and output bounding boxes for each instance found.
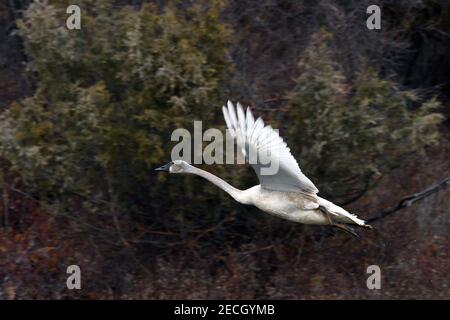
[240,186,364,226]
[156,101,371,235]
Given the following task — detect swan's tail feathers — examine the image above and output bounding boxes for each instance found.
[317,198,373,229]
[349,214,373,229]
[362,221,373,229]
[335,216,372,237]
[317,198,372,229]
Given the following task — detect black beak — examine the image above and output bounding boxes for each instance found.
[154,162,173,172]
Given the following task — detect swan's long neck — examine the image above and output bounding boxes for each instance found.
[187,165,250,204]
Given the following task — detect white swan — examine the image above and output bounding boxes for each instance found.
[156,101,372,236]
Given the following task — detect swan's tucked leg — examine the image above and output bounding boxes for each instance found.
[319,205,359,237]
[333,223,359,238]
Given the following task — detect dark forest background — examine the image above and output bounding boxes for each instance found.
[0,0,449,299]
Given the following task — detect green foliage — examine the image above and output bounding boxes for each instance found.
[0,0,230,220]
[287,31,444,200]
[0,1,444,243]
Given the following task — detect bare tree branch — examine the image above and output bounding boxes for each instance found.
[366,177,450,223]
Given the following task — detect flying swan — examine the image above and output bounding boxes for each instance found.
[156,101,372,236]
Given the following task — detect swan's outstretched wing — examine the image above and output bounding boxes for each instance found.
[222,101,318,194]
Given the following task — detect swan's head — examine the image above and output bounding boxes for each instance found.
[154,160,190,173]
